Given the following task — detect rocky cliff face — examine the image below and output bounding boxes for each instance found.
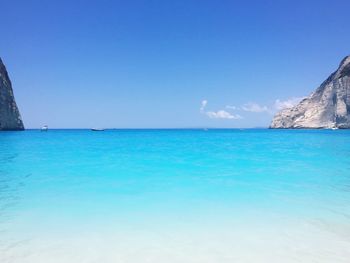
[0,58,24,130]
[270,55,350,129]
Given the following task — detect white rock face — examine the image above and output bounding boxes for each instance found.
[0,58,24,130]
[271,56,350,129]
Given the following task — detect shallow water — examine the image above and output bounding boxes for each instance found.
[0,129,350,262]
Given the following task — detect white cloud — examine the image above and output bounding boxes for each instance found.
[241,102,269,113]
[200,100,242,120]
[200,100,208,112]
[225,105,237,110]
[274,97,304,110]
[206,110,242,119]
[199,97,306,122]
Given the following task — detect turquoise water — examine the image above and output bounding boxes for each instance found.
[1,129,350,262]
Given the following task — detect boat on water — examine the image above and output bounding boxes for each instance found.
[41,125,48,131]
[91,128,105,131]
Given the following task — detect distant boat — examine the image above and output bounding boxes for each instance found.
[41,125,48,131]
[331,127,338,130]
[91,128,105,131]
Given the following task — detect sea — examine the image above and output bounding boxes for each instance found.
[0,129,349,263]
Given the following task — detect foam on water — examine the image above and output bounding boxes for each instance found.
[0,129,350,262]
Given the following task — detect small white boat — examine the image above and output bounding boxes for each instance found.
[91,128,105,131]
[41,125,48,131]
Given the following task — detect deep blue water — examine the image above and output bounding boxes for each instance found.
[0,129,350,262]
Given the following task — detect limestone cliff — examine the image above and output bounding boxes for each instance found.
[0,58,24,130]
[270,56,350,129]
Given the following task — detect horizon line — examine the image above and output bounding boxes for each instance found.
[22,127,270,130]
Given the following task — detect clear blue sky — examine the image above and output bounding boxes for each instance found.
[1,0,349,128]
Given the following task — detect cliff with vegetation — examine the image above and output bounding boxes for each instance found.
[0,58,24,130]
[271,56,350,129]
